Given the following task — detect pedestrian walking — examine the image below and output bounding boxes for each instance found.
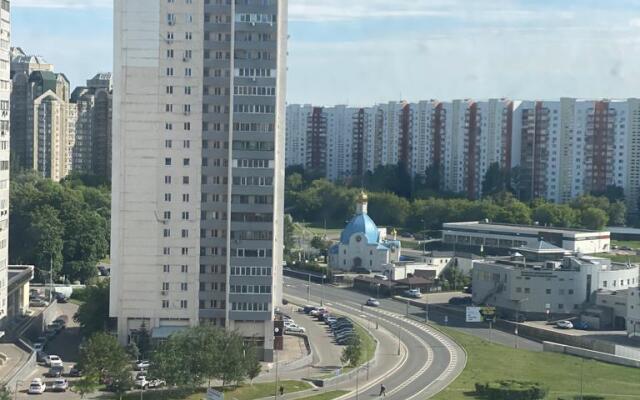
[379,383,387,397]
[279,385,284,396]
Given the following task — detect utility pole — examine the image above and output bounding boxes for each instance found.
[307,273,311,303]
[396,323,401,356]
[274,332,279,399]
[49,255,53,302]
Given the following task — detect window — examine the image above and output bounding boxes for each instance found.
[165,158,172,166]
[162,300,169,309]
[163,265,170,273]
[180,300,188,309]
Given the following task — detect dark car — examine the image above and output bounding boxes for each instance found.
[54,292,68,303]
[47,366,64,378]
[69,365,83,377]
[448,297,472,306]
[573,321,590,330]
[302,305,317,314]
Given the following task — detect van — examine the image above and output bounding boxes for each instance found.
[374,274,388,281]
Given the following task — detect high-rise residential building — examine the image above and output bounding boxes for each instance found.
[0,0,10,330]
[285,97,640,213]
[71,73,113,179]
[10,47,53,170]
[28,71,75,181]
[284,104,310,168]
[111,0,287,360]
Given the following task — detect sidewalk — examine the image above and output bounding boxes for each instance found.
[258,295,409,400]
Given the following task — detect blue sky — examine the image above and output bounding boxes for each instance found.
[13,0,640,105]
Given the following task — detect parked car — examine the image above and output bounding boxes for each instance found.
[404,289,422,298]
[399,231,413,238]
[46,366,64,378]
[148,379,166,389]
[135,360,150,370]
[302,305,317,314]
[33,342,45,352]
[325,316,337,325]
[573,321,590,330]
[366,298,380,307]
[69,365,83,377]
[556,320,574,329]
[51,378,68,392]
[45,355,63,367]
[463,285,472,294]
[28,378,46,394]
[36,351,48,363]
[29,298,49,308]
[448,296,472,305]
[285,325,306,334]
[54,292,68,303]
[134,376,150,389]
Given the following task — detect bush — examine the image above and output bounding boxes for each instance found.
[475,380,548,400]
[557,397,604,400]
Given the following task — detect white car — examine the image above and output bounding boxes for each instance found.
[134,376,150,389]
[135,360,151,370]
[285,325,306,334]
[148,379,166,389]
[28,378,46,394]
[51,378,68,392]
[404,289,422,298]
[45,355,63,367]
[556,320,574,329]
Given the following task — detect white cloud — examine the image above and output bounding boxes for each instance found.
[14,0,111,8]
[289,0,452,21]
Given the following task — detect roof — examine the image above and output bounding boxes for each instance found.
[443,221,609,236]
[515,240,569,254]
[395,276,434,285]
[151,326,187,339]
[340,213,379,245]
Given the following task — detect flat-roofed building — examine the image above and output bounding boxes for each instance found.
[443,221,610,254]
[472,255,638,319]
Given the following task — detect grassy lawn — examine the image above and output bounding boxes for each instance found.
[431,327,640,400]
[595,253,640,263]
[113,381,311,400]
[297,390,349,400]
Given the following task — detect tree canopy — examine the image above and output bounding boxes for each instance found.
[10,172,110,283]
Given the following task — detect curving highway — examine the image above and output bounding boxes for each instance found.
[283,276,467,399]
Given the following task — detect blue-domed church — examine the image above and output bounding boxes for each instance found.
[328,192,401,271]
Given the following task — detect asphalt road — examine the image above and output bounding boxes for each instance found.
[284,276,467,399]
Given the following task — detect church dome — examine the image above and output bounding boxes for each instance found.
[340,213,379,245]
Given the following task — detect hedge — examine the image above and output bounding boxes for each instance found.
[475,380,548,400]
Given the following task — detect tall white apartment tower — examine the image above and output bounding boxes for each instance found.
[111,0,288,360]
[0,0,9,330]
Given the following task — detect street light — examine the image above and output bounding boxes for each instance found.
[273,328,280,399]
[320,274,326,306]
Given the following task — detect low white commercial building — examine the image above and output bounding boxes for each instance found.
[444,221,610,254]
[472,255,638,319]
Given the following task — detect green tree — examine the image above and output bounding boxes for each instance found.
[283,214,296,262]
[126,341,140,361]
[244,344,262,384]
[136,321,151,359]
[71,375,100,399]
[218,331,249,387]
[73,280,110,337]
[79,332,132,395]
[341,334,362,367]
[0,386,11,400]
[581,207,609,230]
[608,201,627,226]
[482,162,509,197]
[441,265,470,291]
[532,203,578,228]
[368,192,411,227]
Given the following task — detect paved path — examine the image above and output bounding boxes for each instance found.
[284,277,467,399]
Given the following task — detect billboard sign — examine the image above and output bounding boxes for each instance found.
[466,307,483,322]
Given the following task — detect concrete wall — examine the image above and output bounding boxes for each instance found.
[543,341,640,368]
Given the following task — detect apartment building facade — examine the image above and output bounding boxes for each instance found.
[286,98,640,213]
[111,0,287,360]
[0,0,9,330]
[71,73,113,179]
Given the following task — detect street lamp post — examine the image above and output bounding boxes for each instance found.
[273,329,280,399]
[320,274,326,306]
[514,297,528,349]
[396,323,401,356]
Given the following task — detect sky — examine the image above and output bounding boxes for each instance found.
[12,0,640,106]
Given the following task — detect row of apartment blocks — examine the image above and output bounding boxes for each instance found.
[286,99,640,211]
[10,47,112,181]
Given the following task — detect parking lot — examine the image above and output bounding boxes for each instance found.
[16,301,83,399]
